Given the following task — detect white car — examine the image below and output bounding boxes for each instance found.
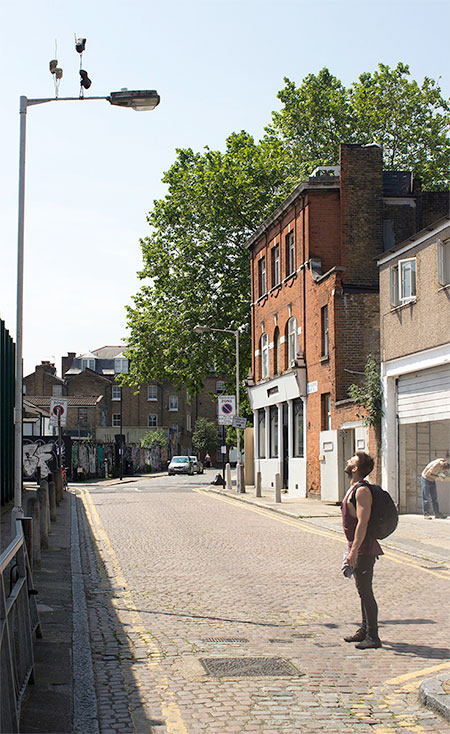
[168,456,194,476]
[189,456,204,474]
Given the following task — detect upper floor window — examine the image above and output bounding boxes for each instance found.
[286,232,295,275]
[114,358,129,374]
[390,258,417,306]
[147,385,158,401]
[169,395,179,411]
[112,413,121,427]
[272,245,280,286]
[216,380,226,394]
[438,239,450,286]
[112,385,121,401]
[81,358,95,371]
[287,317,298,365]
[321,305,329,358]
[258,257,266,297]
[273,327,280,375]
[78,407,88,427]
[261,333,269,379]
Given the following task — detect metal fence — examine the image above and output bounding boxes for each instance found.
[0,518,41,733]
[1,320,15,506]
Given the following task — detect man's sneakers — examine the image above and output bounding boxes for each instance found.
[424,514,433,519]
[343,628,366,643]
[355,635,382,650]
[435,513,448,519]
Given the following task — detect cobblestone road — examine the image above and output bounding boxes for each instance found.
[77,474,450,734]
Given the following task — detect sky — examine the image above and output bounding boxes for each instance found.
[1,0,449,377]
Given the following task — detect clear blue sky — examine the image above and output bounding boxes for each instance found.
[1,0,449,376]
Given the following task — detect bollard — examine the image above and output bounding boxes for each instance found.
[274,473,282,503]
[25,495,41,569]
[48,477,57,522]
[225,463,232,490]
[55,467,63,505]
[21,517,33,570]
[37,480,49,549]
[239,464,246,494]
[255,471,262,498]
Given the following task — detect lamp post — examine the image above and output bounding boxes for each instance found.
[193,325,243,492]
[12,89,160,526]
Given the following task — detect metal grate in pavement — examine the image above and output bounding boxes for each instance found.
[199,657,302,677]
[202,638,249,643]
[268,639,294,644]
[291,633,313,638]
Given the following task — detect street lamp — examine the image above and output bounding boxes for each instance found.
[12,88,160,525]
[193,325,243,492]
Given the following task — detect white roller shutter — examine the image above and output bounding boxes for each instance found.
[397,364,450,424]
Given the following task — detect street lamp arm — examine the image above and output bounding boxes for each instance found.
[194,325,238,336]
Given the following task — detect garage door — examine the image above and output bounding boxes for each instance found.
[397,363,450,424]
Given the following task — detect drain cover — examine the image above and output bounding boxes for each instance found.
[199,657,301,677]
[202,638,249,643]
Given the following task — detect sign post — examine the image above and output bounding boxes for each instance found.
[50,399,68,473]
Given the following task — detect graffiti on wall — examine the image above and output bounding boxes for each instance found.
[23,437,71,480]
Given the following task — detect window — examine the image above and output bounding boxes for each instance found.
[186,412,192,432]
[321,306,329,358]
[114,358,129,374]
[287,317,298,365]
[112,385,121,401]
[81,358,95,371]
[112,414,121,427]
[147,385,158,401]
[258,257,266,297]
[169,395,178,411]
[78,408,88,427]
[269,405,278,458]
[321,393,331,431]
[216,380,226,394]
[438,239,450,286]
[52,385,63,396]
[272,244,280,286]
[293,398,304,457]
[261,333,269,378]
[391,258,417,306]
[273,327,280,375]
[147,414,157,427]
[286,232,295,275]
[258,409,266,458]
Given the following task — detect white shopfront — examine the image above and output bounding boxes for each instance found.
[248,369,307,496]
[381,344,450,514]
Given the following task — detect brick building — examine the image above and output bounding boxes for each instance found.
[24,346,222,461]
[246,144,449,500]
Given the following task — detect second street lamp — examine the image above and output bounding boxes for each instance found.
[193,325,244,492]
[12,88,160,526]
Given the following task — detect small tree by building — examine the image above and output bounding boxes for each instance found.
[348,355,383,482]
[141,427,169,450]
[192,417,219,456]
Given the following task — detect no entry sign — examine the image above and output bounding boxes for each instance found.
[218,395,236,425]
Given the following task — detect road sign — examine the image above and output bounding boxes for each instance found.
[218,395,236,425]
[232,416,247,429]
[50,398,68,427]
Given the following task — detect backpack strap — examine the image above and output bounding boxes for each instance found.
[349,480,369,507]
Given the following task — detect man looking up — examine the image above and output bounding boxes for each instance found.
[341,451,383,649]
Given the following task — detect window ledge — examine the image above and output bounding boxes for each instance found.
[319,355,330,364]
[438,283,450,292]
[269,284,282,297]
[283,272,297,285]
[390,298,417,312]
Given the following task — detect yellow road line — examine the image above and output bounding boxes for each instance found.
[194,489,450,580]
[79,488,188,734]
[385,661,450,685]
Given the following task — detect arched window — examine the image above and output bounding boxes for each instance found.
[287,317,298,365]
[261,333,269,378]
[273,327,280,375]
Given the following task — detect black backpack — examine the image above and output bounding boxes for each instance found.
[351,481,398,540]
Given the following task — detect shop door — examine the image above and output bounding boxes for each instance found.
[282,403,289,489]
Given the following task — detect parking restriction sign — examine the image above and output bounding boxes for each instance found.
[218,395,236,425]
[50,398,68,427]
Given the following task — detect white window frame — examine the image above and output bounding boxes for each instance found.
[286,232,295,275]
[112,385,122,401]
[114,358,129,374]
[147,385,158,401]
[437,239,450,286]
[147,414,157,427]
[287,317,298,364]
[272,244,280,286]
[398,257,417,304]
[169,395,179,412]
[261,333,269,378]
[390,265,399,307]
[81,358,95,371]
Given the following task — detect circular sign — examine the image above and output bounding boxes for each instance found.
[222,402,233,414]
[52,404,65,417]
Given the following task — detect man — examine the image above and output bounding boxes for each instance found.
[421,458,450,519]
[341,451,383,649]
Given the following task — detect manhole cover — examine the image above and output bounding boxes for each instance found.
[202,638,249,643]
[199,657,301,677]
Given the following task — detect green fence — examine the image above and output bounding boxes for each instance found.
[1,320,15,506]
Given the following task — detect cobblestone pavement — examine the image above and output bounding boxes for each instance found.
[77,474,450,734]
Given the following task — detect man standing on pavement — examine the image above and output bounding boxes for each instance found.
[341,451,383,649]
[421,458,450,519]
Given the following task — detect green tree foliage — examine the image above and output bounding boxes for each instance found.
[141,427,169,449]
[125,64,449,390]
[192,417,219,453]
[348,355,383,430]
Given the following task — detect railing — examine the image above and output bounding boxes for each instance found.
[0,518,42,734]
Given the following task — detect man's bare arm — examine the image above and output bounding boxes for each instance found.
[347,486,372,566]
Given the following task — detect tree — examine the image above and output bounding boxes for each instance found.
[141,427,169,449]
[192,418,219,454]
[125,64,449,391]
[348,355,384,481]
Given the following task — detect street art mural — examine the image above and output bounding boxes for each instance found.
[22,437,71,480]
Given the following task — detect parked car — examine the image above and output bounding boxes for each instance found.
[168,456,194,476]
[189,456,204,474]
